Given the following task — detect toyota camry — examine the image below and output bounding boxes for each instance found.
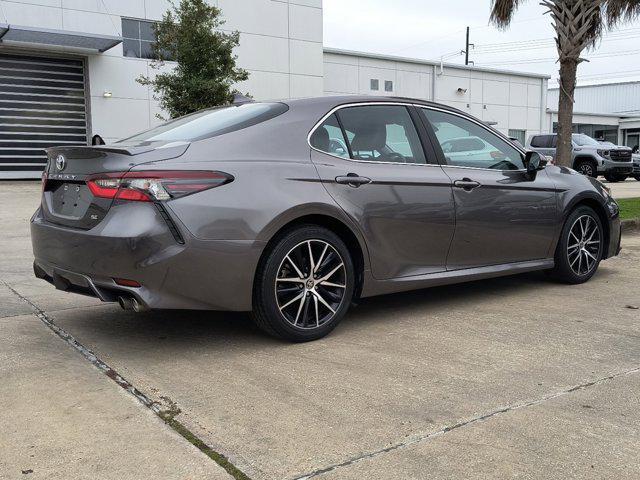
[31,96,622,341]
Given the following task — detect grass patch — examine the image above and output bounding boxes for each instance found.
[617,197,640,221]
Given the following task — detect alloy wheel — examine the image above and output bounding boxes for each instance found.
[274,239,347,329]
[567,215,601,276]
[578,163,594,176]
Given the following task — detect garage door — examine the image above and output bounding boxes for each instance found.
[0,52,89,179]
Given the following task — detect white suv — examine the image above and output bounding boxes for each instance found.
[527,133,633,181]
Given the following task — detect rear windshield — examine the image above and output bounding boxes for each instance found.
[118,102,288,143]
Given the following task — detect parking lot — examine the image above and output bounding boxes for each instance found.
[603,177,640,198]
[2,181,640,480]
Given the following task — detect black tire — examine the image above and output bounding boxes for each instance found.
[633,174,640,181]
[574,159,597,177]
[251,225,355,342]
[604,173,627,182]
[548,206,604,284]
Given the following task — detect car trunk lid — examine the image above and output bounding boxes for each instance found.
[42,142,189,229]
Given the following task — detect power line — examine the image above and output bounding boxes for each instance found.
[476,48,640,67]
[473,27,640,51]
[473,33,640,55]
[390,15,547,55]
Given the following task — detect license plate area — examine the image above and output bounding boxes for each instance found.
[50,181,92,217]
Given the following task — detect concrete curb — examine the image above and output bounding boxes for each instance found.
[622,218,640,233]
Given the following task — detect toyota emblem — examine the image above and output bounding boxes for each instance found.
[55,154,66,171]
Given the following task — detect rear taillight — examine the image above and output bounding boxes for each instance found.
[41,171,48,193]
[87,171,233,202]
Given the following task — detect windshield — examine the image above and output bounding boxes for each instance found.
[572,134,600,147]
[118,102,288,143]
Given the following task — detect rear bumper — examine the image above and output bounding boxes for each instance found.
[31,203,264,311]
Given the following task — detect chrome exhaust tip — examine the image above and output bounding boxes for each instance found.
[117,296,134,311]
[131,297,149,313]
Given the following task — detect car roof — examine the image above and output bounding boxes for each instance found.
[283,95,469,117]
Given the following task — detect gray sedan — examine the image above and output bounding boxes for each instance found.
[31,96,622,341]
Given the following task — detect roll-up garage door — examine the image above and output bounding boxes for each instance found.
[0,52,89,179]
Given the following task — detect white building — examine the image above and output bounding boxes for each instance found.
[0,0,548,178]
[547,82,640,148]
[324,48,549,143]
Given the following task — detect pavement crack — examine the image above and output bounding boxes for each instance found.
[3,282,252,480]
[292,366,640,479]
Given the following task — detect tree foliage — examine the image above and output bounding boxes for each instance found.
[489,0,640,167]
[137,0,249,119]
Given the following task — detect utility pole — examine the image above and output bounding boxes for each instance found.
[465,26,470,65]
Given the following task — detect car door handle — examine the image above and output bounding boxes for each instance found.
[335,173,372,188]
[453,178,481,191]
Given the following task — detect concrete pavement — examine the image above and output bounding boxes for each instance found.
[1,181,640,479]
[603,177,640,199]
[0,311,232,480]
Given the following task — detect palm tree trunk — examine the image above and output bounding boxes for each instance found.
[555,58,577,168]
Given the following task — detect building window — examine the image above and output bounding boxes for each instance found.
[508,129,526,147]
[122,18,158,59]
[370,79,379,91]
[385,80,393,92]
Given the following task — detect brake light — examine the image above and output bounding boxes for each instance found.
[87,171,233,202]
[41,171,48,193]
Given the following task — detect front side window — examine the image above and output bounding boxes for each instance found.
[337,105,426,164]
[421,108,524,170]
[309,114,349,158]
[118,102,288,143]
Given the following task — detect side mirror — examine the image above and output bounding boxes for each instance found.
[524,151,545,174]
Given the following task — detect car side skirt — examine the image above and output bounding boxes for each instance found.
[361,258,555,298]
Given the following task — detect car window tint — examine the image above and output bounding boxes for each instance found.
[421,108,525,170]
[336,105,426,164]
[309,114,349,158]
[530,135,547,148]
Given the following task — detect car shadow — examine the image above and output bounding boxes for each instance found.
[60,269,581,351]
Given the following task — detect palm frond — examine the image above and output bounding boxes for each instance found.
[489,0,528,29]
[603,0,640,27]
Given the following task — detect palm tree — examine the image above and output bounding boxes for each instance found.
[490,0,640,167]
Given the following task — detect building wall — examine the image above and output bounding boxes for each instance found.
[0,0,324,143]
[323,50,549,137]
[548,82,640,116]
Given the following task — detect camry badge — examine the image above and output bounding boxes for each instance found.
[55,154,66,171]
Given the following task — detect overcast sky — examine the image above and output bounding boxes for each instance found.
[323,0,640,86]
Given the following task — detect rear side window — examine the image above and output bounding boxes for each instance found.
[118,102,289,143]
[310,114,349,158]
[336,105,426,164]
[530,135,553,148]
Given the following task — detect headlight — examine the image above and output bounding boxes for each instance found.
[596,149,610,158]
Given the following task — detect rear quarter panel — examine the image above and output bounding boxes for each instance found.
[158,160,360,243]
